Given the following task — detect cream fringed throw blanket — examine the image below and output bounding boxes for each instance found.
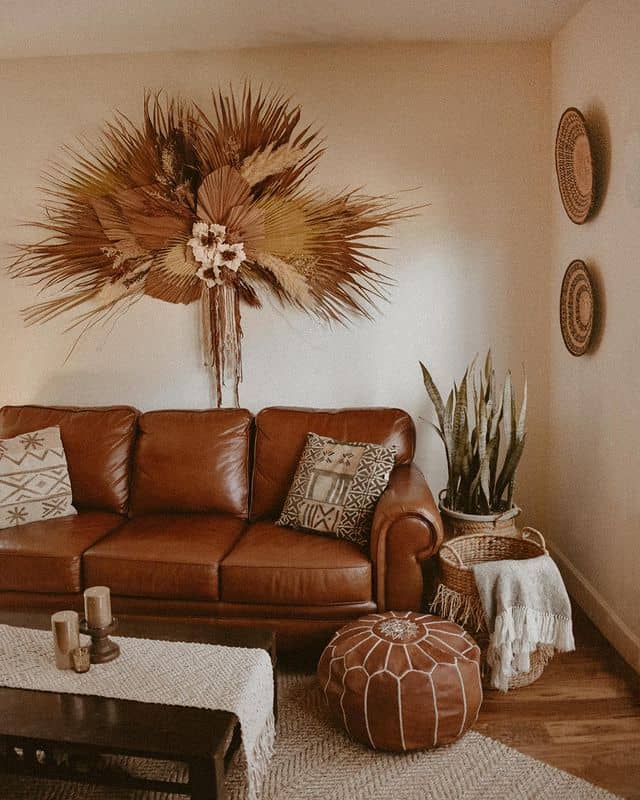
[0,625,275,800]
[472,555,575,691]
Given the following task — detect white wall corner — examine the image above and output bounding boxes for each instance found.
[548,537,640,675]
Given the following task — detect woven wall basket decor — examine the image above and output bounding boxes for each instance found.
[560,259,595,356]
[8,86,417,407]
[555,107,595,224]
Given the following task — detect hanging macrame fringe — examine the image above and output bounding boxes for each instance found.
[430,583,486,633]
[202,284,242,408]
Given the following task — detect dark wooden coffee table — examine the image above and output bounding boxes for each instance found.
[0,611,276,799]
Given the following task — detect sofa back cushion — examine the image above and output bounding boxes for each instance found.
[0,405,138,514]
[130,409,252,516]
[251,407,415,520]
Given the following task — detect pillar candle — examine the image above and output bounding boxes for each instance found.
[51,610,80,670]
[84,586,112,628]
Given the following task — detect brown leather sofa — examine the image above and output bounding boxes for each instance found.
[0,404,443,651]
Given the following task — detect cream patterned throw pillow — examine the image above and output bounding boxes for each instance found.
[0,426,77,530]
[277,432,396,547]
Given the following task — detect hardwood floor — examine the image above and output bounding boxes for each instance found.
[474,606,640,799]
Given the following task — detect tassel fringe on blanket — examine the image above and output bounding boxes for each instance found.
[430,584,486,634]
[487,605,574,692]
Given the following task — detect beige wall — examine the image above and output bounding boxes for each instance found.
[550,0,640,668]
[0,42,551,521]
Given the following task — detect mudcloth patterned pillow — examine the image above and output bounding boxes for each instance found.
[277,432,396,547]
[0,426,77,530]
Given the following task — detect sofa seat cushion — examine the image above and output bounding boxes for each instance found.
[220,520,372,606]
[0,511,124,594]
[83,514,247,601]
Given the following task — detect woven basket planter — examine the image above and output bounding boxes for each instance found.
[438,496,520,539]
[431,527,553,690]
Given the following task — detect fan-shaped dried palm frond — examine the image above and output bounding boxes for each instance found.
[145,240,202,305]
[8,85,420,406]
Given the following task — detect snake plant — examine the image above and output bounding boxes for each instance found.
[420,351,527,514]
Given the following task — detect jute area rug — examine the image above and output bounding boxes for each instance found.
[1,672,620,800]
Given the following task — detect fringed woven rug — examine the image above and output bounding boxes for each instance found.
[1,672,620,800]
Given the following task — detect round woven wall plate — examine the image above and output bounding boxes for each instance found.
[560,260,594,356]
[555,107,594,224]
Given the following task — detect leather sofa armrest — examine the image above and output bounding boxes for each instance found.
[370,464,444,611]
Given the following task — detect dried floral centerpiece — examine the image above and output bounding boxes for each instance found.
[9,86,415,405]
[420,352,527,537]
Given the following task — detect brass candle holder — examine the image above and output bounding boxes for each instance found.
[79,617,120,664]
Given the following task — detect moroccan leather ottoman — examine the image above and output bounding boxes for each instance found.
[318,611,482,751]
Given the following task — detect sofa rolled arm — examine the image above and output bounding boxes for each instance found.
[370,464,444,611]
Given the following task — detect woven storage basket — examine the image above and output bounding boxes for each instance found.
[432,527,553,690]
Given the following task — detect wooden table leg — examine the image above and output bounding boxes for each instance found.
[190,754,225,800]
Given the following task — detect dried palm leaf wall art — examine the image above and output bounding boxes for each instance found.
[9,86,416,406]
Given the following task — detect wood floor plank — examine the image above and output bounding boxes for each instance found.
[474,606,640,799]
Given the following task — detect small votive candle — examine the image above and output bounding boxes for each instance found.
[51,610,80,670]
[84,586,112,629]
[71,646,91,673]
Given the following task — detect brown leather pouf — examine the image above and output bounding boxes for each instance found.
[318,611,482,751]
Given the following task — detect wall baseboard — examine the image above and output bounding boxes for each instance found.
[548,538,640,676]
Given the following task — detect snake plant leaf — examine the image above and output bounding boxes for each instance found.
[485,399,493,442]
[480,437,497,507]
[420,361,445,430]
[443,389,454,456]
[510,376,517,442]
[452,369,469,463]
[489,428,500,497]
[478,395,487,464]
[489,389,503,440]
[485,359,494,404]
[458,410,472,508]
[516,376,527,441]
[450,408,465,504]
[472,381,479,430]
[468,466,480,501]
[469,434,495,510]
[467,354,478,400]
[495,433,526,502]
[468,456,482,504]
[459,430,472,509]
[484,348,493,382]
[502,370,513,446]
[453,406,467,471]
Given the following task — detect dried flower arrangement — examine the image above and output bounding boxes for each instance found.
[9,86,415,405]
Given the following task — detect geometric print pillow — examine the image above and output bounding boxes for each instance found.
[276,432,396,548]
[0,426,77,530]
